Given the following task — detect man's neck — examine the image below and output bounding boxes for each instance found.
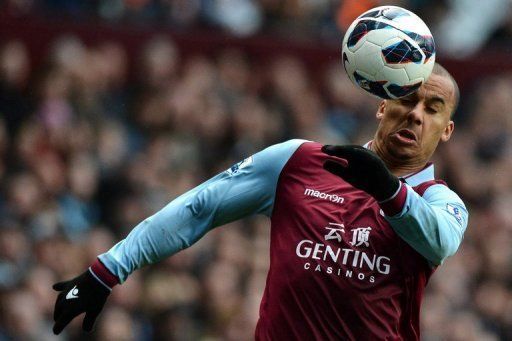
[370,141,428,177]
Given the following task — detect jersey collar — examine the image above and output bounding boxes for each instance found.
[363,141,435,186]
[400,163,435,186]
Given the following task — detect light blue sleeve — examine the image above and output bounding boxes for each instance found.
[98,139,307,282]
[385,184,468,265]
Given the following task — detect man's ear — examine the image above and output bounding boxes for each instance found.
[441,120,454,142]
[376,100,386,120]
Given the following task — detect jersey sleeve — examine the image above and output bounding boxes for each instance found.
[384,184,469,265]
[98,139,307,283]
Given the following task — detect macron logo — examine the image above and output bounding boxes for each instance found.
[66,286,79,300]
[304,188,344,204]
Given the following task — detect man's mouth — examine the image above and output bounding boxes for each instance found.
[396,129,417,141]
[392,129,418,144]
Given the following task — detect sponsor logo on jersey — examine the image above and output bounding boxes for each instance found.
[304,188,344,204]
[295,222,391,283]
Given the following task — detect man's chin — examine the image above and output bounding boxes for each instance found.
[387,141,417,160]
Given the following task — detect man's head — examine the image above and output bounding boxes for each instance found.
[372,63,459,174]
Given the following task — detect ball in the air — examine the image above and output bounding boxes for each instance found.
[341,6,435,99]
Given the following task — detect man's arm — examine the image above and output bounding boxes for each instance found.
[98,139,306,283]
[52,139,306,334]
[382,183,468,265]
[322,145,468,266]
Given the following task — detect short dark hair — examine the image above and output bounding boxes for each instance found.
[431,63,459,118]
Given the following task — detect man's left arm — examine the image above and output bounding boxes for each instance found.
[382,183,468,265]
[322,145,468,266]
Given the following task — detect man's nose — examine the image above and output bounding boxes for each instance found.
[407,103,424,125]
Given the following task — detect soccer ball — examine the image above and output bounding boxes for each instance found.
[341,6,435,99]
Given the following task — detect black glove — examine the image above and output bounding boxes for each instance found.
[322,145,400,202]
[52,269,110,335]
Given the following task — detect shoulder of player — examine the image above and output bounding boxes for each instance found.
[249,139,311,174]
[268,139,311,153]
[402,163,450,196]
[264,140,328,175]
[273,139,319,160]
[412,179,448,196]
[254,139,308,162]
[411,180,466,209]
[403,163,465,205]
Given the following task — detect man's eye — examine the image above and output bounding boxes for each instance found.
[427,107,438,113]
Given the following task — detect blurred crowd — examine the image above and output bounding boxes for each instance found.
[3,0,512,57]
[1,8,512,341]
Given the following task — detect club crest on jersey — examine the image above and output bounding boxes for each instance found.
[227,156,253,175]
[446,204,463,225]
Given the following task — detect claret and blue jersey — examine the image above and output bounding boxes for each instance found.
[97,139,468,340]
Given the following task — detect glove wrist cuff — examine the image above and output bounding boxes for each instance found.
[90,259,119,290]
[378,182,407,216]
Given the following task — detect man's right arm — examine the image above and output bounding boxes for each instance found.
[52,139,306,334]
[97,139,306,283]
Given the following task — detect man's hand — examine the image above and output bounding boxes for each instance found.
[322,145,400,202]
[52,269,111,335]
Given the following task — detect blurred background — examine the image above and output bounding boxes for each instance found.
[1,0,512,340]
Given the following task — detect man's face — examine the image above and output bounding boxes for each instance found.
[374,73,455,162]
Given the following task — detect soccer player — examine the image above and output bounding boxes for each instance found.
[52,63,468,340]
